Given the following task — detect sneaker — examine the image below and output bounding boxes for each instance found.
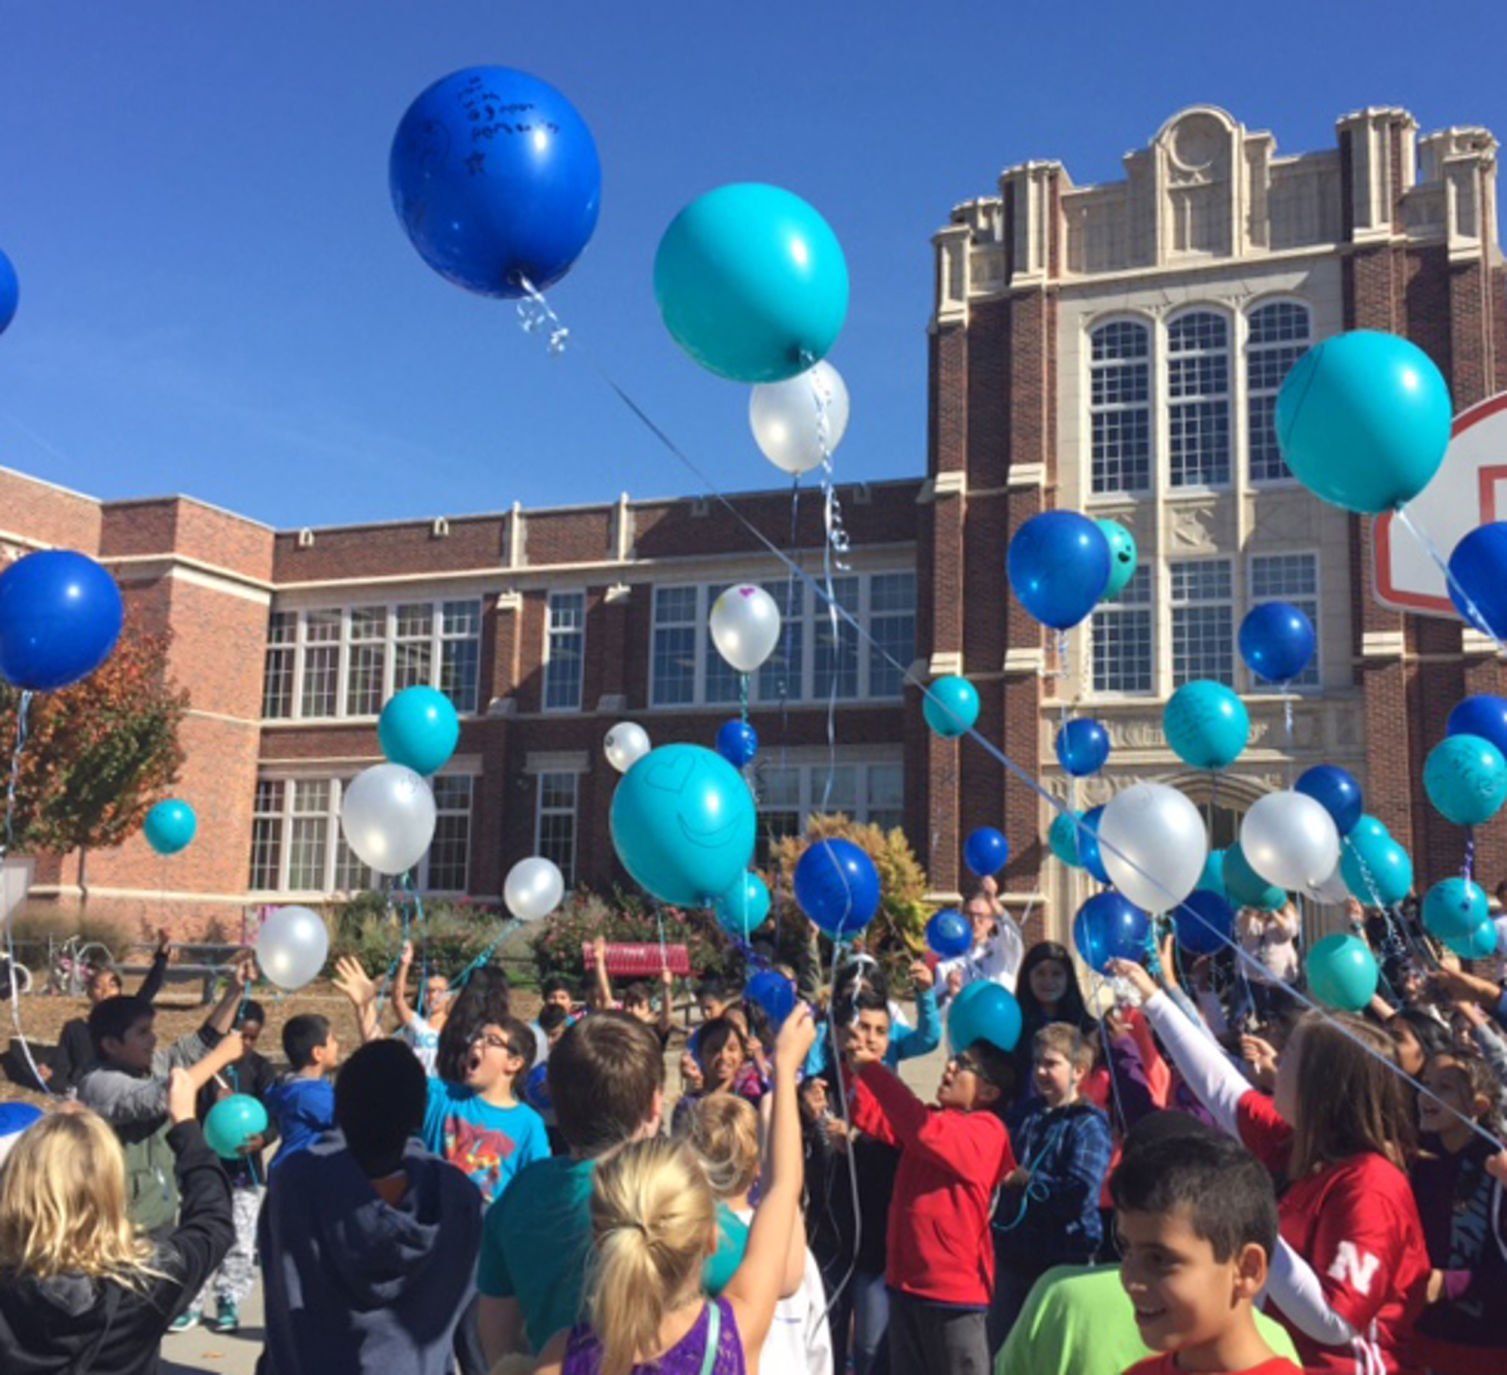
[212,1300,239,1333]
[168,1310,200,1332]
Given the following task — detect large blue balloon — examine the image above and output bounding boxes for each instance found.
[1163,681,1250,771]
[1422,877,1488,944]
[1055,718,1110,777]
[1073,891,1151,974]
[1448,695,1507,761]
[1173,890,1235,956]
[714,871,771,940]
[1340,835,1413,908]
[0,249,17,335]
[745,969,797,1031]
[794,839,880,938]
[390,67,602,298]
[1048,810,1083,868]
[1274,330,1452,515]
[1294,765,1363,838]
[0,551,123,691]
[1078,805,1110,885]
[654,184,849,383]
[963,827,1009,877]
[1448,523,1507,640]
[1238,602,1315,684]
[923,676,980,739]
[947,980,1023,1054]
[1007,511,1112,630]
[1305,933,1378,1012]
[143,800,197,857]
[1423,734,1507,826]
[1222,843,1286,912]
[610,744,756,908]
[926,909,972,959]
[378,686,460,776]
[715,719,759,769]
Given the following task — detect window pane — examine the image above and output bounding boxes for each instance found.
[334,834,375,892]
[305,610,340,643]
[248,779,285,890]
[652,586,698,706]
[1092,566,1154,693]
[867,762,905,832]
[1170,560,1235,687]
[288,778,331,890]
[1247,303,1311,482]
[756,580,805,703]
[346,642,386,716]
[813,577,860,700]
[1090,321,1152,495]
[440,639,478,713]
[263,646,294,719]
[1250,553,1320,687]
[1168,312,1231,487]
[536,772,577,886]
[869,572,916,697]
[427,777,473,892]
[545,591,586,711]
[301,645,338,718]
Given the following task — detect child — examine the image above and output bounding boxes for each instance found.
[259,1039,483,1375]
[394,939,452,1076]
[527,1005,816,1375]
[592,935,676,1049]
[1012,942,1099,1090]
[1114,1128,1298,1374]
[265,1014,339,1169]
[0,1068,233,1367]
[846,1028,1017,1375]
[937,879,1025,1006]
[990,1023,1114,1350]
[805,957,942,1080]
[672,1017,763,1132]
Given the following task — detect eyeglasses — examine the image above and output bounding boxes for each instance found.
[948,1053,982,1076]
[471,1032,519,1054]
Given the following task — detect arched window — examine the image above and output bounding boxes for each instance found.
[1247,301,1311,482]
[1089,320,1151,494]
[1167,310,1231,487]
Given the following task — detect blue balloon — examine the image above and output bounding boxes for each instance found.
[390,67,601,297]
[1275,330,1452,515]
[1238,602,1315,684]
[1163,681,1250,771]
[1173,890,1235,956]
[525,1062,552,1113]
[963,827,1009,877]
[654,184,849,383]
[1223,843,1286,912]
[1340,836,1413,908]
[1448,695,1507,761]
[1424,734,1507,826]
[0,550,123,691]
[715,719,760,769]
[1305,933,1378,1012]
[794,839,881,938]
[714,871,771,940]
[378,686,460,776]
[1048,810,1083,868]
[1294,765,1364,837]
[923,676,980,739]
[1073,892,1151,975]
[1422,877,1489,943]
[947,980,1023,1054]
[1055,718,1110,777]
[1449,523,1507,640]
[610,744,756,908]
[926,909,973,959]
[0,249,17,335]
[1007,511,1112,630]
[1078,805,1110,885]
[143,800,197,857]
[745,969,797,1031]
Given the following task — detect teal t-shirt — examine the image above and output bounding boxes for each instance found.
[422,1079,549,1206]
[702,1204,750,1295]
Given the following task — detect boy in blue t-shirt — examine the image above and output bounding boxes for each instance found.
[265,1013,339,1169]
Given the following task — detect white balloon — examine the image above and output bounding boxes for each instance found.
[1099,783,1209,913]
[1241,791,1340,894]
[256,905,329,991]
[604,722,651,774]
[709,584,782,674]
[749,361,851,475]
[505,856,565,922]
[340,764,436,875]
[1308,861,1351,905]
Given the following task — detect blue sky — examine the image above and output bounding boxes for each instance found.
[1,0,1504,529]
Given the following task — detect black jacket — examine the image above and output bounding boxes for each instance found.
[0,1121,233,1375]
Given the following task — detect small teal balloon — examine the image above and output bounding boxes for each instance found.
[204,1094,269,1160]
[1447,915,1500,960]
[143,800,197,856]
[1048,810,1083,868]
[1197,849,1228,900]
[947,980,1022,1054]
[1350,815,1390,849]
[1164,681,1250,771]
[714,872,771,940]
[1274,330,1452,515]
[610,744,757,908]
[1422,877,1489,943]
[1305,933,1378,1012]
[0,249,17,335]
[1078,805,1110,885]
[1096,520,1138,600]
[654,183,849,383]
[923,676,980,739]
[1340,836,1413,908]
[1423,733,1507,827]
[378,686,460,776]
[1223,843,1286,912]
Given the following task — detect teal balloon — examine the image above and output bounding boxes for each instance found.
[1350,815,1390,849]
[1422,877,1489,943]
[1197,849,1228,900]
[204,1094,269,1160]
[1163,681,1250,771]
[653,184,849,383]
[143,799,196,856]
[1049,810,1083,868]
[1423,733,1507,827]
[1305,933,1379,1012]
[1447,916,1500,960]
[1223,842,1285,911]
[947,980,1022,1054]
[378,686,460,776]
[1274,331,1452,515]
[1340,836,1413,908]
[715,871,771,940]
[923,676,980,739]
[1096,520,1138,600]
[610,744,757,908]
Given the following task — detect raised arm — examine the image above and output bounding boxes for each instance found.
[136,929,172,1004]
[658,966,675,1039]
[592,935,615,1009]
[204,952,257,1036]
[333,955,382,1043]
[393,941,418,1028]
[890,962,942,1061]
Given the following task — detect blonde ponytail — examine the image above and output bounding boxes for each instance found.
[675,1093,760,1201]
[588,1137,717,1375]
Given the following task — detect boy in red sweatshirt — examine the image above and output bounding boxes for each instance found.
[848,1031,1016,1375]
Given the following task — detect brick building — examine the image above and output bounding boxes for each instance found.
[3,103,1504,947]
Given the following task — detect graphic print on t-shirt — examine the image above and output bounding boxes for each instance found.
[445,1116,515,1196]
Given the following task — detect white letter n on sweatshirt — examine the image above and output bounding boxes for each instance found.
[1326,1241,1381,1296]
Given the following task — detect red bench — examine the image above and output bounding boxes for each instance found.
[582,942,692,977]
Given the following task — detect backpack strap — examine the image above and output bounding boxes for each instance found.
[698,1300,722,1375]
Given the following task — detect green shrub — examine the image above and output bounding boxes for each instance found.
[327,892,512,982]
[4,905,132,969]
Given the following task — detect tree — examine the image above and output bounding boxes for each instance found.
[0,615,188,892]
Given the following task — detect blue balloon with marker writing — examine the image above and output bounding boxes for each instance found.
[926,909,972,959]
[794,839,880,937]
[715,719,759,769]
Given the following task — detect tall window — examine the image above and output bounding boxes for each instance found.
[1250,552,1320,688]
[757,580,805,703]
[439,601,481,714]
[345,607,387,717]
[651,586,698,707]
[300,613,340,718]
[535,772,579,885]
[1247,302,1311,483]
[1171,559,1235,686]
[427,777,475,891]
[1167,311,1231,487]
[288,780,332,892]
[248,780,285,891]
[813,576,860,700]
[262,613,296,719]
[393,604,433,693]
[868,573,917,697]
[1091,565,1154,694]
[544,591,586,711]
[1090,320,1152,494]
[752,756,904,863]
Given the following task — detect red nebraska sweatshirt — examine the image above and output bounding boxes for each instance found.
[849,1061,1016,1308]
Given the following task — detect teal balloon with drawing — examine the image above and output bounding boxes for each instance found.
[1163,681,1249,771]
[1096,519,1138,600]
